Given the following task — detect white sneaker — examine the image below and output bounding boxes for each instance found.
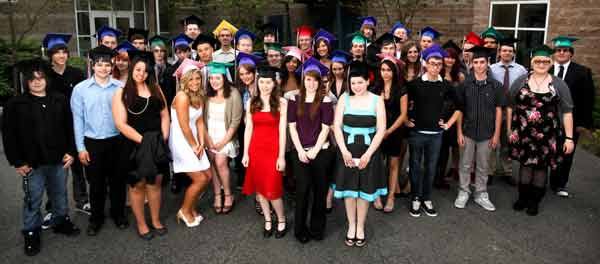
[41,212,53,230]
[474,192,496,211]
[454,190,470,209]
[556,188,569,198]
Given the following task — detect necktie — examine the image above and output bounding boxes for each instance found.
[558,65,565,80]
[503,65,510,93]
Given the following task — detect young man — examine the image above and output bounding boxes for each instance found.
[454,46,506,211]
[235,29,256,54]
[71,45,128,236]
[549,36,596,197]
[43,33,90,218]
[419,26,440,50]
[461,31,484,75]
[265,42,283,68]
[390,22,410,58]
[212,19,238,63]
[3,59,80,256]
[480,27,503,64]
[297,25,313,55]
[149,35,171,104]
[181,15,205,60]
[127,28,149,51]
[406,44,460,217]
[359,16,377,41]
[349,32,368,62]
[95,26,121,49]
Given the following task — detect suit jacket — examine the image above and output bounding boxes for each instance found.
[550,61,596,129]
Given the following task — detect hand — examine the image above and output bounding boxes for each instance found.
[439,119,449,130]
[242,154,249,168]
[563,140,575,155]
[78,151,91,166]
[405,119,415,128]
[297,149,310,163]
[489,134,500,149]
[306,147,319,160]
[457,133,465,147]
[193,144,204,158]
[15,165,32,177]
[212,141,226,152]
[62,154,74,169]
[358,153,371,170]
[276,157,286,172]
[341,150,354,168]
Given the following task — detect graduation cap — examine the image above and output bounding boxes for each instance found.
[256,65,279,79]
[296,25,313,38]
[420,26,441,39]
[465,46,493,59]
[127,28,149,42]
[149,35,169,49]
[171,33,193,49]
[480,27,503,40]
[191,34,218,50]
[465,31,484,46]
[331,50,352,65]
[530,45,554,58]
[95,25,121,40]
[422,44,448,60]
[207,61,234,75]
[15,58,50,92]
[348,32,368,45]
[43,33,71,51]
[552,36,578,48]
[259,22,278,38]
[265,42,283,53]
[180,15,205,27]
[173,58,205,79]
[89,45,118,63]
[374,32,400,46]
[390,22,411,36]
[297,57,329,77]
[376,53,402,66]
[236,52,262,67]
[213,20,238,37]
[442,40,462,53]
[127,50,154,65]
[347,60,369,79]
[283,46,304,61]
[359,16,377,28]
[115,41,136,53]
[499,36,519,48]
[235,28,257,43]
[314,29,337,45]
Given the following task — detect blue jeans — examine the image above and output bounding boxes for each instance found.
[408,131,443,201]
[22,164,69,231]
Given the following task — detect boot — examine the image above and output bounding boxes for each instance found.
[513,184,529,211]
[22,227,41,256]
[526,186,545,216]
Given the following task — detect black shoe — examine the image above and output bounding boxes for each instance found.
[295,233,310,244]
[355,235,367,247]
[138,231,154,241]
[255,200,264,216]
[344,236,356,247]
[421,200,438,217]
[151,225,168,236]
[22,228,41,256]
[526,186,545,216]
[52,216,80,236]
[325,207,333,214]
[513,184,529,211]
[409,199,421,217]
[263,221,273,238]
[114,217,129,229]
[275,220,287,239]
[86,222,102,236]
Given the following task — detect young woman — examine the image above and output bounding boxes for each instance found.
[242,66,288,238]
[288,59,334,243]
[113,51,130,84]
[204,62,243,214]
[314,38,333,69]
[169,60,213,227]
[401,41,421,82]
[112,55,170,240]
[333,61,386,247]
[280,54,302,93]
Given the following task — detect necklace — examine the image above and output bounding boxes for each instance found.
[531,74,549,92]
[127,96,149,115]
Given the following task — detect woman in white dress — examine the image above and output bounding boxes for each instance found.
[169,59,212,227]
[204,62,243,214]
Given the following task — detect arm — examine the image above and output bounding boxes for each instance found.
[112,89,143,144]
[358,96,387,169]
[276,99,288,171]
[489,106,502,149]
[158,88,170,141]
[1,100,24,167]
[241,103,253,167]
[562,112,575,154]
[70,87,86,152]
[386,94,408,135]
[333,94,353,167]
[287,99,308,162]
[215,91,243,149]
[580,67,596,130]
[306,100,333,160]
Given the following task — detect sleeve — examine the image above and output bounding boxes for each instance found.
[321,101,334,126]
[508,75,526,107]
[454,83,466,112]
[494,81,507,107]
[229,89,243,130]
[70,86,86,152]
[555,77,574,114]
[581,67,596,128]
[287,98,297,123]
[1,99,24,167]
[62,96,77,156]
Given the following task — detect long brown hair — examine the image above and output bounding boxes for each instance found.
[112,51,129,80]
[122,58,165,109]
[401,41,421,80]
[250,74,280,115]
[298,70,325,120]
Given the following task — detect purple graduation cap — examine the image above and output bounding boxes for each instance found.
[95,25,121,40]
[390,22,411,36]
[171,33,193,49]
[43,33,72,50]
[422,44,448,60]
[420,26,441,39]
[314,28,337,45]
[234,28,257,43]
[331,50,352,65]
[115,41,136,53]
[236,52,263,67]
[359,16,377,28]
[297,57,329,77]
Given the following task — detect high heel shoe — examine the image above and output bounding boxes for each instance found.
[213,194,223,214]
[263,220,273,238]
[275,219,287,239]
[222,194,235,214]
[177,209,200,227]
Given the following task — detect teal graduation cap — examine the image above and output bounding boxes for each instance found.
[552,36,578,48]
[207,61,234,75]
[349,32,369,45]
[530,45,554,58]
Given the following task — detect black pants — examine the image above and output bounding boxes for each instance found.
[293,148,331,237]
[550,132,579,190]
[84,136,126,224]
[235,123,246,187]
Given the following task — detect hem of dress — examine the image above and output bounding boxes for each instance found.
[332,184,388,202]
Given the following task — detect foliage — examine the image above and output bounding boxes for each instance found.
[0,38,42,97]
[579,129,600,157]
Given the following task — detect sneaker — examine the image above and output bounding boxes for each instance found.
[556,188,569,198]
[409,199,421,217]
[454,190,470,209]
[421,201,438,217]
[474,192,496,211]
[41,212,53,230]
[74,202,91,215]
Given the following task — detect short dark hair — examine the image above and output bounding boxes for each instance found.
[48,46,69,59]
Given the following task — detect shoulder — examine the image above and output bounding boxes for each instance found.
[283,90,299,101]
[66,66,84,76]
[5,94,29,107]
[110,79,124,88]
[322,95,332,103]
[279,97,288,106]
[73,78,93,91]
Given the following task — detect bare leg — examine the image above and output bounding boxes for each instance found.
[257,194,272,230]
[209,153,223,212]
[398,140,410,194]
[344,198,357,238]
[129,181,149,235]
[182,170,212,220]
[214,154,234,211]
[356,198,369,240]
[385,157,400,211]
[326,188,334,209]
[270,198,286,231]
[146,175,163,229]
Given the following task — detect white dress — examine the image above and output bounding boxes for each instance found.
[206,100,238,158]
[169,106,211,173]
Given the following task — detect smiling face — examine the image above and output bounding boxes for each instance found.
[93,60,113,79]
[380,63,393,82]
[239,65,255,86]
[237,38,253,53]
[407,46,419,63]
[185,70,202,93]
[258,76,275,96]
[266,50,282,67]
[316,40,329,57]
[351,43,365,58]
[331,62,345,78]
[115,54,129,72]
[425,57,443,77]
[209,74,224,91]
[286,57,299,73]
[303,73,320,94]
[350,76,369,96]
[196,44,213,63]
[51,49,69,66]
[131,61,149,83]
[298,36,312,51]
[27,71,47,95]
[553,47,573,64]
[218,29,233,47]
[499,45,515,63]
[380,43,396,57]
[531,56,553,74]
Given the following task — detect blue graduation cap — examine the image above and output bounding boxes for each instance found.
[234,28,256,43]
[331,50,352,65]
[95,26,121,40]
[420,26,441,39]
[314,29,337,44]
[43,33,72,50]
[297,57,329,77]
[171,33,193,49]
[236,52,262,67]
[422,44,447,60]
[115,41,136,53]
[390,22,411,36]
[359,16,377,28]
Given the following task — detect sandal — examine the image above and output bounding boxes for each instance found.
[355,235,367,247]
[213,193,223,214]
[222,194,235,214]
[255,199,263,216]
[383,200,394,213]
[344,236,356,247]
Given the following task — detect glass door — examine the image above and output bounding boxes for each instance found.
[89,11,134,47]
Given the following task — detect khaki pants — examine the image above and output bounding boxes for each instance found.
[459,137,491,193]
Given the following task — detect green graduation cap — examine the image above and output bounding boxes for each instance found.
[265,42,283,53]
[480,27,504,40]
[531,45,554,58]
[207,61,233,75]
[149,35,169,49]
[349,32,368,45]
[552,36,578,48]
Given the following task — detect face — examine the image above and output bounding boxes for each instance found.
[483,37,498,49]
[499,46,515,62]
[472,57,488,74]
[100,36,117,49]
[263,34,276,44]
[361,27,374,39]
[380,43,395,57]
[51,49,68,66]
[407,46,419,63]
[218,30,233,47]
[394,28,407,42]
[132,39,146,50]
[462,42,475,62]
[239,66,255,86]
[286,58,299,72]
[303,74,320,94]
[553,47,572,64]
[443,56,456,68]
[132,61,149,83]
[266,50,282,67]
[188,71,202,92]
[351,43,365,58]
[93,61,113,79]
[350,76,369,96]
[28,72,46,94]
[197,44,214,63]
[209,74,224,90]
[175,48,191,61]
[531,56,552,74]
[237,38,253,53]
[331,62,345,78]
[258,77,275,95]
[152,47,166,62]
[115,55,129,71]
[380,63,393,82]
[298,36,312,51]
[317,41,329,57]
[185,25,201,40]
[425,57,443,76]
[420,36,433,50]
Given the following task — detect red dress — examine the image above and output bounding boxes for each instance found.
[242,111,283,200]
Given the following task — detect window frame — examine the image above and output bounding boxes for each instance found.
[488,0,550,42]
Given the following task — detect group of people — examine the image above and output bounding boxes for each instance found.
[2,15,595,257]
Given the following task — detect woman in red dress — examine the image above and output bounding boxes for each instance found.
[242,66,288,238]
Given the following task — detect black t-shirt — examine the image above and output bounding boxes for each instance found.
[406,77,456,132]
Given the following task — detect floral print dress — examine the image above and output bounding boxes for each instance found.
[509,81,563,169]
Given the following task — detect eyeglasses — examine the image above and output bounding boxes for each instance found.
[532,60,552,65]
[428,62,443,67]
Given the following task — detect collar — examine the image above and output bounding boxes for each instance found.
[421,73,443,82]
[87,76,121,89]
[555,60,571,69]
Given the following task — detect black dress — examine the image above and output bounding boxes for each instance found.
[382,85,406,156]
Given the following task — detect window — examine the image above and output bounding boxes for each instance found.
[73,0,147,57]
[489,0,549,68]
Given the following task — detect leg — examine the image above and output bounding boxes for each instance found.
[146,176,164,229]
[385,156,400,211]
[84,138,107,225]
[550,134,578,192]
[398,140,410,194]
[22,166,46,232]
[514,165,533,211]
[214,155,234,213]
[270,198,286,233]
[208,152,223,213]
[107,138,127,222]
[70,159,88,208]
[408,132,425,200]
[422,133,443,201]
[181,170,212,220]
[293,151,311,237]
[129,181,149,235]
[257,194,273,235]
[344,198,357,239]
[458,137,476,193]
[355,198,369,242]
[45,165,69,222]
[527,168,548,216]
[474,140,492,194]
[435,135,451,188]
[309,151,329,238]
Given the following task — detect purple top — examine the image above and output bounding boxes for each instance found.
[288,96,334,148]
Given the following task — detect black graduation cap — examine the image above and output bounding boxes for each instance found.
[128,28,149,42]
[191,33,219,50]
[374,32,400,46]
[499,36,519,48]
[347,60,369,79]
[465,46,494,59]
[89,45,118,62]
[180,15,205,27]
[259,22,278,35]
[442,40,462,53]
[127,50,155,65]
[15,58,50,93]
[257,65,279,79]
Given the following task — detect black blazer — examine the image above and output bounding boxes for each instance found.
[550,61,596,129]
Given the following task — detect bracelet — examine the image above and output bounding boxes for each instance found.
[565,136,573,140]
[565,138,574,142]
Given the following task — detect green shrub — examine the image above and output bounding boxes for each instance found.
[0,38,42,97]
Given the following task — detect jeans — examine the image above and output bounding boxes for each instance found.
[22,164,69,231]
[408,131,443,201]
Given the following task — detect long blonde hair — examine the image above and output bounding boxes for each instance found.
[180,68,204,108]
